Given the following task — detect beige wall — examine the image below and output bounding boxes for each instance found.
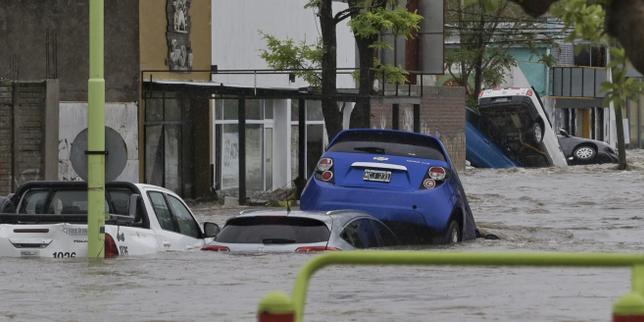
[139,0,211,81]
[139,1,211,182]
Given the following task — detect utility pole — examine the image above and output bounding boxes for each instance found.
[87,0,106,258]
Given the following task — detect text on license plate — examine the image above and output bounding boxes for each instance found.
[363,169,392,183]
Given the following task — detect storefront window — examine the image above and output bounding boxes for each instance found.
[291,99,300,121]
[265,128,273,189]
[246,124,263,191]
[214,98,326,192]
[215,100,223,119]
[291,125,299,181]
[246,99,262,120]
[306,101,324,121]
[221,124,239,189]
[223,99,239,120]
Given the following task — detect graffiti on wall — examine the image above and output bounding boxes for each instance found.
[166,0,192,70]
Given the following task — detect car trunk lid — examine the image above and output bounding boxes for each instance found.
[328,152,448,191]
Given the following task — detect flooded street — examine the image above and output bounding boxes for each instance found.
[3,152,644,321]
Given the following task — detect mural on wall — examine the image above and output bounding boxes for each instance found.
[166,0,193,70]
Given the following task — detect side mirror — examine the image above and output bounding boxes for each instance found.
[203,222,221,238]
[559,128,570,137]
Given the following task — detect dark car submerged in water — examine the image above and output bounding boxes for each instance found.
[300,129,477,245]
[557,129,618,165]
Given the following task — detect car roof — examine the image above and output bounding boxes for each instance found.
[231,208,376,226]
[329,128,441,146]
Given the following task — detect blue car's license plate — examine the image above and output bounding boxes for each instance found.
[363,169,391,183]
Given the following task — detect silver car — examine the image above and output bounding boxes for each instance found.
[201,209,398,253]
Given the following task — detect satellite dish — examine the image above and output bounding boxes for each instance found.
[70,126,128,182]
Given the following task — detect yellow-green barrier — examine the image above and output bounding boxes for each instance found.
[257,251,644,322]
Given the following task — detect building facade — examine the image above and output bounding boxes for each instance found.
[0,1,140,191]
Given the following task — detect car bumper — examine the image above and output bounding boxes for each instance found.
[300,179,457,231]
[597,150,619,163]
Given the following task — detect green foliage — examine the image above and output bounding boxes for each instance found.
[371,58,410,85]
[258,33,323,86]
[444,0,546,102]
[304,0,319,8]
[481,49,517,88]
[349,1,423,85]
[260,0,423,90]
[602,47,644,107]
[350,6,423,40]
[550,0,605,43]
[538,53,557,67]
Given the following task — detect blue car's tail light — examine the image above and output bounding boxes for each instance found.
[422,178,436,189]
[314,158,335,183]
[317,158,333,171]
[319,171,334,182]
[420,166,449,190]
[428,167,447,181]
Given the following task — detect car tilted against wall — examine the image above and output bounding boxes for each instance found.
[478,88,568,167]
[201,209,398,252]
[299,129,477,245]
[0,181,219,258]
[474,87,617,167]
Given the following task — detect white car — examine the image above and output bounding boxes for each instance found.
[478,87,568,167]
[201,209,399,253]
[0,181,219,258]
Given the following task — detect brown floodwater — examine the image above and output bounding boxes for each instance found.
[2,151,644,321]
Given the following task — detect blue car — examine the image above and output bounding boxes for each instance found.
[300,129,477,244]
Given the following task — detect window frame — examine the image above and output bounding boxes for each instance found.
[166,194,202,238]
[147,190,202,238]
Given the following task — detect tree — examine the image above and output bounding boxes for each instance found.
[259,1,343,142]
[347,1,422,127]
[444,0,559,106]
[259,0,421,141]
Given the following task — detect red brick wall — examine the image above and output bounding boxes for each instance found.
[420,87,466,171]
[369,86,466,171]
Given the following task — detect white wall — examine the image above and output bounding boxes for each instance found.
[58,102,139,182]
[211,0,356,88]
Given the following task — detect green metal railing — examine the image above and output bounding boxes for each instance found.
[258,251,644,322]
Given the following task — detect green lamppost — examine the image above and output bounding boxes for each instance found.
[87,0,106,258]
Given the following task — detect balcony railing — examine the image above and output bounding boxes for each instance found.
[551,66,607,98]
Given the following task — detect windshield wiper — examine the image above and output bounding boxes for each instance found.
[262,238,296,244]
[354,146,385,154]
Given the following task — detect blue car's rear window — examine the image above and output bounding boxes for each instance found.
[328,132,446,161]
[216,216,330,244]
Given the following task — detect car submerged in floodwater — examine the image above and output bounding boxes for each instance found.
[201,209,398,252]
[300,129,477,245]
[0,181,219,258]
[476,87,617,167]
[478,88,568,167]
[557,129,618,165]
